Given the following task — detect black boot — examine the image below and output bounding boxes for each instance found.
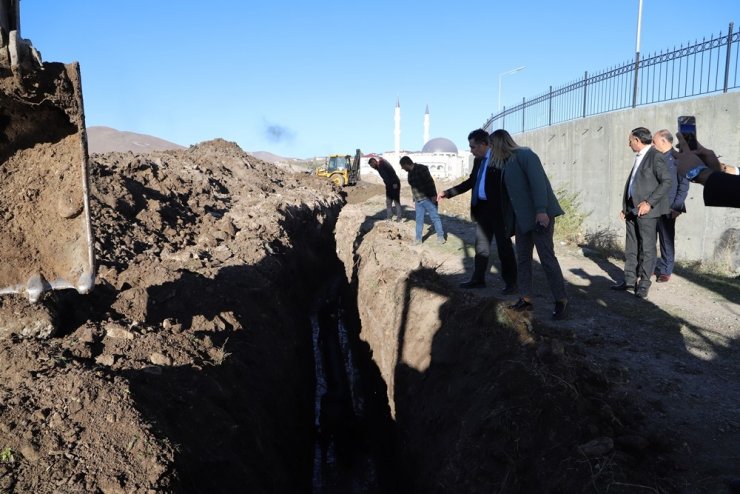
[460,255,488,288]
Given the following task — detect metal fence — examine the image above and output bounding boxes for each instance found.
[483,22,739,134]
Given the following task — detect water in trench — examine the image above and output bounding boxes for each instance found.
[310,273,397,494]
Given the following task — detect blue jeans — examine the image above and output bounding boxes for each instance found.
[415,199,444,241]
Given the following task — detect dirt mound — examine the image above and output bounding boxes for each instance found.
[0,139,343,492]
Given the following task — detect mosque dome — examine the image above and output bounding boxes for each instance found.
[422,137,458,154]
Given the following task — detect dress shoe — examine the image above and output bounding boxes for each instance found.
[610,281,633,291]
[552,300,569,320]
[508,298,533,311]
[635,286,650,298]
[501,284,518,295]
[460,279,486,289]
[656,274,671,283]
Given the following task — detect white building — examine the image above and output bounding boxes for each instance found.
[363,101,474,181]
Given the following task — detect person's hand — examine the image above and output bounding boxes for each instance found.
[637,201,651,217]
[675,132,706,178]
[535,212,549,228]
[437,191,446,201]
[670,210,681,219]
[619,210,625,221]
[694,141,722,171]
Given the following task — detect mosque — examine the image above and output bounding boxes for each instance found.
[361,100,473,180]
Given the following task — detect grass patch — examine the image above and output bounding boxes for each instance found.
[555,188,587,244]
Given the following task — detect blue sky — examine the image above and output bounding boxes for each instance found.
[20,1,737,158]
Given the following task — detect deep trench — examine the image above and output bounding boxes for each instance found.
[309,261,399,494]
[47,202,401,492]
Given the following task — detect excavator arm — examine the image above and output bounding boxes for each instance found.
[0,0,95,302]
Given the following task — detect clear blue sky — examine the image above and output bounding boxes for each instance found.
[20,1,737,158]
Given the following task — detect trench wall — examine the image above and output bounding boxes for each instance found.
[513,91,740,269]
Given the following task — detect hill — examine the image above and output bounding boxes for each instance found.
[86,126,186,154]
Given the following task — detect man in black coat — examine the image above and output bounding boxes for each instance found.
[438,129,517,293]
[369,157,402,221]
[611,127,671,299]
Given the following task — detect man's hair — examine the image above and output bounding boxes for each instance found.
[489,129,520,161]
[655,129,674,143]
[399,156,413,166]
[468,128,489,145]
[631,127,653,144]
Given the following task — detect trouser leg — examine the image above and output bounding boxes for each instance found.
[426,201,445,239]
[471,217,493,282]
[492,220,517,287]
[636,216,659,289]
[656,215,676,275]
[414,202,424,241]
[514,228,535,298]
[533,218,567,301]
[624,216,639,285]
[395,200,402,220]
[385,197,393,219]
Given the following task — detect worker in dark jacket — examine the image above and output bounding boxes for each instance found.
[400,156,445,244]
[369,157,402,221]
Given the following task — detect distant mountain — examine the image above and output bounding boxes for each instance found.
[87,126,186,154]
[250,151,290,163]
[86,127,309,164]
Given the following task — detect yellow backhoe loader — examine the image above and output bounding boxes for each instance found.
[315,149,361,187]
[0,0,94,302]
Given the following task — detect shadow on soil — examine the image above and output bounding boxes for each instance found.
[380,211,739,493]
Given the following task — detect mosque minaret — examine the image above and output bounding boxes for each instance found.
[394,97,401,159]
[377,98,469,180]
[423,105,430,145]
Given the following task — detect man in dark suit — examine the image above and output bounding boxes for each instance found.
[652,129,690,283]
[437,129,517,293]
[611,127,672,298]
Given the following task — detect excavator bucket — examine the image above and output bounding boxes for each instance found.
[0,1,95,302]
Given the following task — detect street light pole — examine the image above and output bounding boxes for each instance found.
[631,0,643,107]
[498,66,526,112]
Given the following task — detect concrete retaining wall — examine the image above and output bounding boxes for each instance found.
[513,92,740,270]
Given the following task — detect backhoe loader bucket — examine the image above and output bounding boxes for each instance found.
[0,1,95,302]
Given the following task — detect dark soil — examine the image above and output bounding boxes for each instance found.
[0,140,735,494]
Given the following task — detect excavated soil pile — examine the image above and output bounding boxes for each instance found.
[0,139,343,493]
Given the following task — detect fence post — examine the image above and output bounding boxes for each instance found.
[582,71,588,118]
[522,97,526,132]
[632,52,640,107]
[548,86,553,127]
[724,21,734,93]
